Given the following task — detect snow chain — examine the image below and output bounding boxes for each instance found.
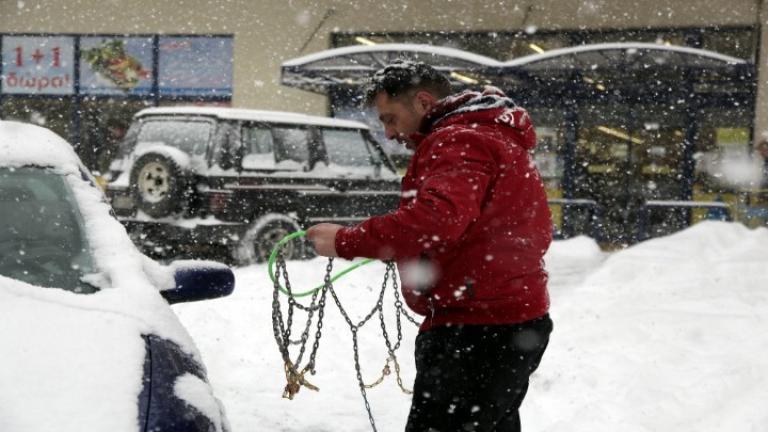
[270,251,420,432]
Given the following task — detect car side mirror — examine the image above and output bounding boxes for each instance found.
[161,261,235,304]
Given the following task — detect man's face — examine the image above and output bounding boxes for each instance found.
[373,92,426,150]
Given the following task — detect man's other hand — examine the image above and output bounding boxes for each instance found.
[306,223,343,257]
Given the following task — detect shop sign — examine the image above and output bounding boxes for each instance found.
[1,36,74,95]
[80,37,153,95]
[158,36,233,96]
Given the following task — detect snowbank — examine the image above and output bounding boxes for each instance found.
[173,221,768,431]
[526,221,768,432]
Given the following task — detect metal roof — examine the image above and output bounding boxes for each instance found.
[281,42,752,95]
[502,42,746,68]
[283,43,501,68]
[282,43,500,93]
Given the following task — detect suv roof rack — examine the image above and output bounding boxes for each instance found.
[135,106,370,130]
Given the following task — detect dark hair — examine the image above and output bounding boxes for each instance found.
[362,59,451,106]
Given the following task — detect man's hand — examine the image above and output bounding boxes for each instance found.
[306,223,343,257]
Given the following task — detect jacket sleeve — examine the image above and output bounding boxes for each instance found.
[335,129,499,260]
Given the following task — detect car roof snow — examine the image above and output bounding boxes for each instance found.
[136,106,370,130]
[0,120,83,173]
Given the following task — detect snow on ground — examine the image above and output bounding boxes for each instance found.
[172,221,768,431]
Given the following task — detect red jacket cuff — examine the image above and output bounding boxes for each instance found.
[334,227,360,260]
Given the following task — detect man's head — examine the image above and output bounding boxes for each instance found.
[362,60,451,149]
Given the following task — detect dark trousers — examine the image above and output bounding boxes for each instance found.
[405,314,552,432]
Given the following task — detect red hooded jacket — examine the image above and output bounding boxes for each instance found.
[335,88,552,332]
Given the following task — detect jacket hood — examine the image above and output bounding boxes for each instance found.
[416,86,538,150]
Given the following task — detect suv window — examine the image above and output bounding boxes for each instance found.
[241,125,275,169]
[137,120,212,155]
[273,127,310,165]
[322,129,377,167]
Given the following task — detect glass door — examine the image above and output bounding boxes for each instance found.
[573,102,688,244]
[574,103,634,243]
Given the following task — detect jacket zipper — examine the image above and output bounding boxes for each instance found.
[427,297,436,327]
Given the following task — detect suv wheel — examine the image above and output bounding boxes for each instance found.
[130,152,190,218]
[233,215,304,265]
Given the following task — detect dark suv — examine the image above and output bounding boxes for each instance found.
[105,107,401,263]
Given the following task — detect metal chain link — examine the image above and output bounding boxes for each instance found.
[270,251,421,431]
[271,251,328,399]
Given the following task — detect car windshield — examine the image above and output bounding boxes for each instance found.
[135,119,212,155]
[0,167,97,294]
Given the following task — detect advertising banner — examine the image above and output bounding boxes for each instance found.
[80,37,153,95]
[158,36,233,96]
[1,36,75,95]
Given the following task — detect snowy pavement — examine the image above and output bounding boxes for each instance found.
[172,221,768,431]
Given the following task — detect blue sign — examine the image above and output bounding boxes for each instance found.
[1,36,74,95]
[158,36,233,96]
[80,37,153,95]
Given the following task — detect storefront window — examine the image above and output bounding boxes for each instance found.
[580,29,688,46]
[701,30,758,61]
[528,107,567,193]
[1,33,233,175]
[336,26,757,63]
[693,106,758,224]
[332,32,570,61]
[0,97,73,143]
[80,98,153,173]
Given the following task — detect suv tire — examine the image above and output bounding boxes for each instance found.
[233,215,304,265]
[130,152,190,218]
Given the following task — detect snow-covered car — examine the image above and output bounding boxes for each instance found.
[103,107,401,263]
[0,120,234,432]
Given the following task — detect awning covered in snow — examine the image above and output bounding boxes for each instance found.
[502,42,746,70]
[281,43,501,93]
[281,42,753,96]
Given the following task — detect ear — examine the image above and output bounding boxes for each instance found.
[412,91,437,115]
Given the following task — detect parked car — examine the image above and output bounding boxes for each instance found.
[0,120,234,432]
[103,106,401,263]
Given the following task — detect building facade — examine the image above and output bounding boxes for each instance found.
[2,0,767,242]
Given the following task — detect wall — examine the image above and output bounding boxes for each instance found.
[0,0,762,128]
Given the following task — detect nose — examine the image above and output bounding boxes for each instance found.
[384,126,399,141]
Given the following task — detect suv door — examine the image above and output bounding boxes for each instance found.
[221,123,399,227]
[219,123,322,223]
[308,127,400,224]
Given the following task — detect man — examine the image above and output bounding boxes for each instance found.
[307,60,553,432]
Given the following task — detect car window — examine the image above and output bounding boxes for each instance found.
[272,126,309,166]
[322,128,377,167]
[241,125,276,169]
[0,167,97,294]
[136,119,212,155]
